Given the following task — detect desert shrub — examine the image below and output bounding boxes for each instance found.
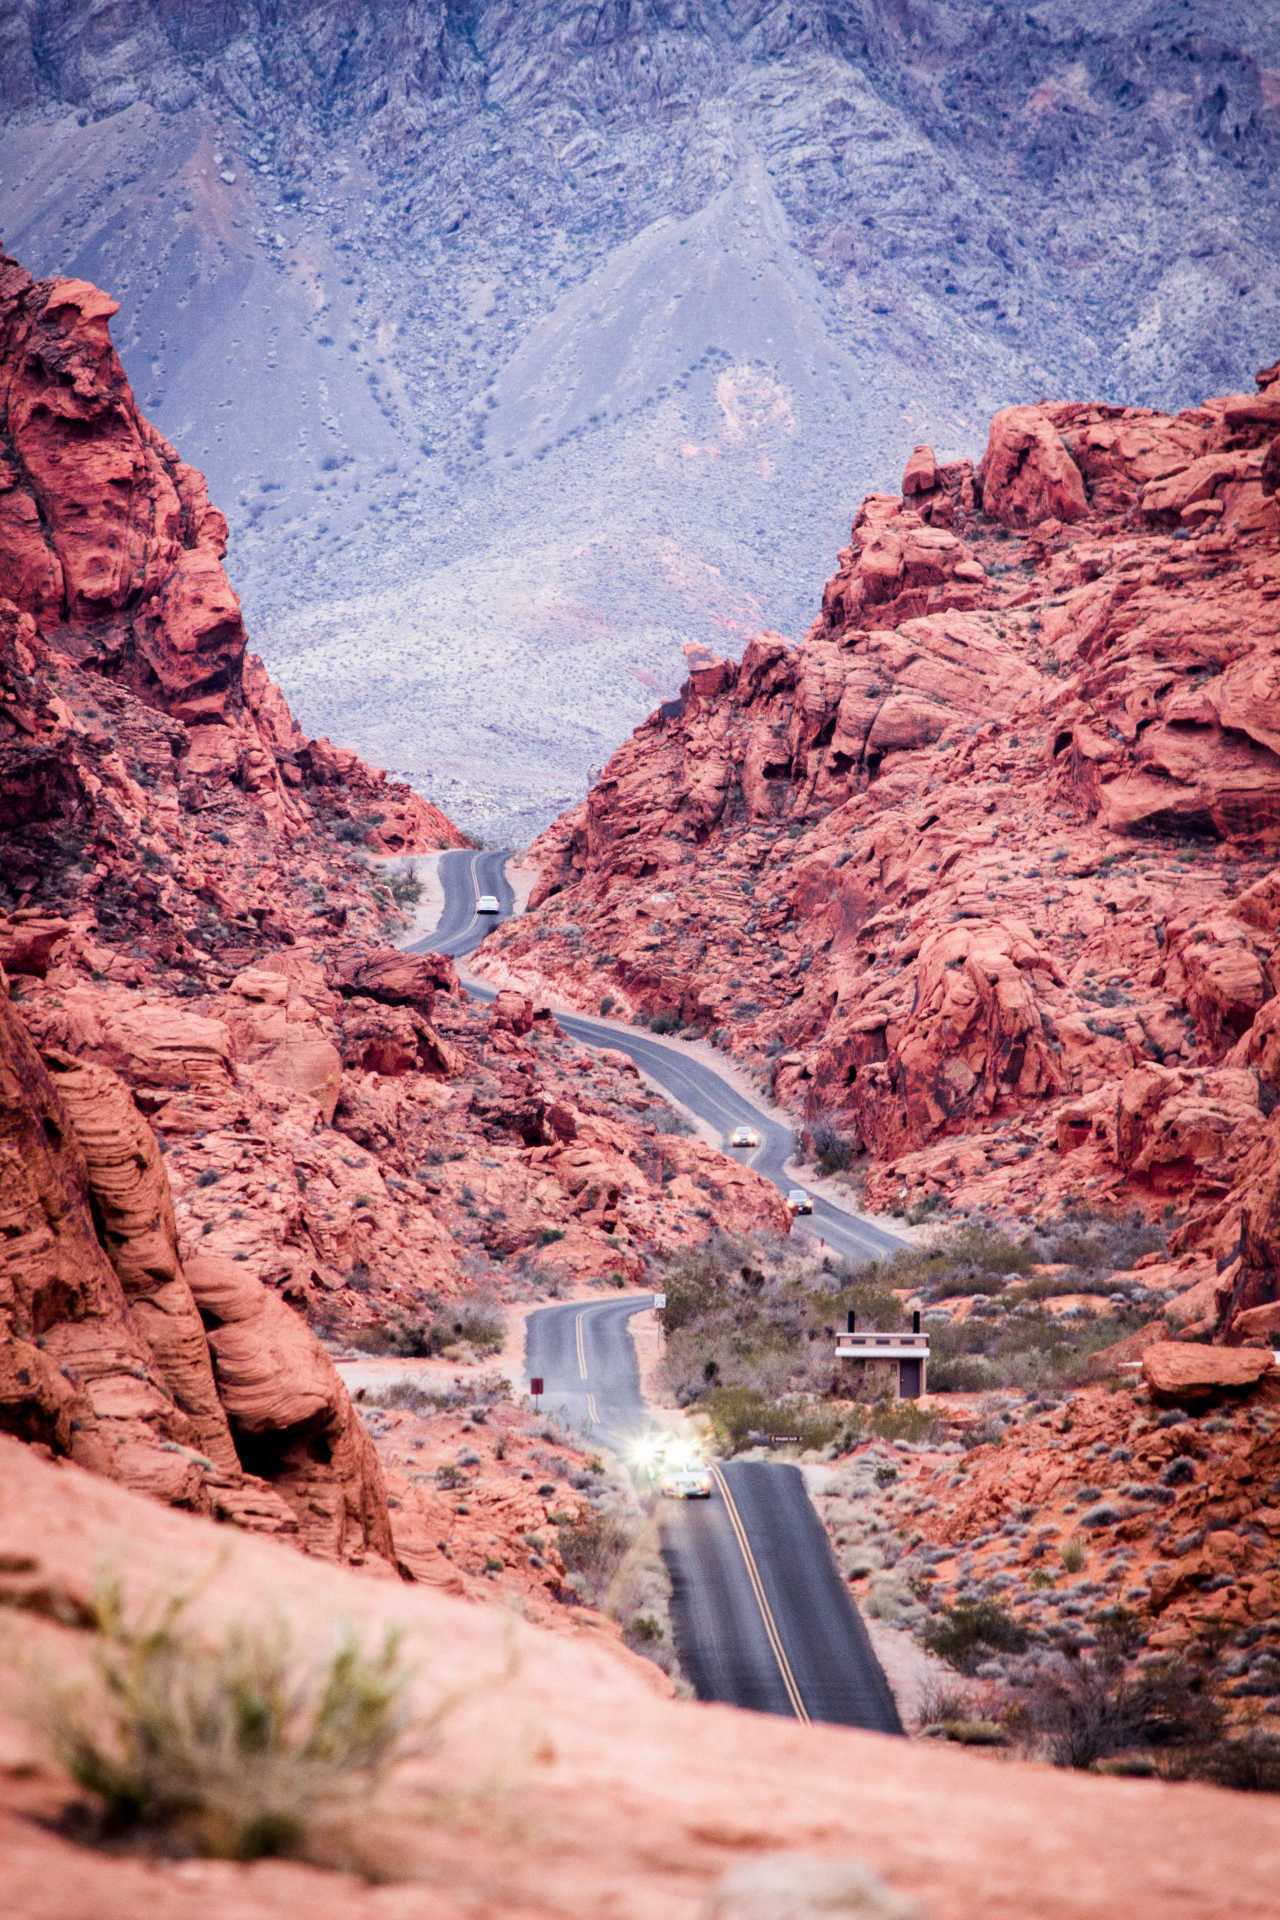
[1022,1653,1224,1770]
[916,1676,977,1727]
[703,1386,840,1456]
[1016,1271,1132,1301]
[862,1226,1034,1305]
[363,1378,450,1414]
[1192,1733,1280,1793]
[858,1399,939,1445]
[923,1300,1144,1394]
[556,1509,632,1605]
[332,816,370,845]
[1061,1536,1086,1574]
[389,864,422,908]
[1035,1208,1166,1273]
[648,1009,681,1035]
[926,1353,997,1393]
[372,1299,505,1358]
[810,1116,853,1176]
[47,1584,411,1865]
[922,1600,1032,1674]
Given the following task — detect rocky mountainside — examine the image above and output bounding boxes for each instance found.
[484,353,1280,1344]
[0,249,784,1567]
[3,2,1278,835]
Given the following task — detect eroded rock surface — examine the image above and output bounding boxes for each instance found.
[485,357,1280,1340]
[0,252,787,1562]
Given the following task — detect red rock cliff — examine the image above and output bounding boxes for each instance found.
[0,251,787,1565]
[486,364,1280,1339]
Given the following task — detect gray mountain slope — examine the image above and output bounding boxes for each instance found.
[3,1,1277,837]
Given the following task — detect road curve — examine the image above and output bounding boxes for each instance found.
[424,854,902,1730]
[409,847,514,959]
[525,1296,902,1733]
[413,849,905,1264]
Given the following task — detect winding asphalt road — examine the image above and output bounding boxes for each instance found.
[414,847,515,958]
[524,1296,901,1732]
[414,851,901,1731]
[410,849,905,1264]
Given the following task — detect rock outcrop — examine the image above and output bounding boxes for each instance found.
[0,250,789,1559]
[5,1433,1277,1920]
[485,356,1280,1339]
[0,249,463,979]
[1140,1340,1273,1404]
[0,978,390,1555]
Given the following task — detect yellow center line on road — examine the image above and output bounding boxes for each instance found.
[575,1309,588,1381]
[710,1463,810,1724]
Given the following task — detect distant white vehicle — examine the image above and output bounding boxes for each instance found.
[475,894,502,914]
[728,1125,761,1149]
[786,1188,814,1214]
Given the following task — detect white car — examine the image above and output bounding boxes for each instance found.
[728,1125,761,1149]
[786,1188,814,1214]
[659,1467,714,1500]
[475,894,502,914]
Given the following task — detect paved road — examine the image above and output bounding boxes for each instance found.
[415,849,905,1264]
[525,1296,902,1733]
[408,847,514,959]
[423,855,902,1730]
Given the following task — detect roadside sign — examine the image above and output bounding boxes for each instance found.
[653,1293,667,1310]
[530,1376,544,1407]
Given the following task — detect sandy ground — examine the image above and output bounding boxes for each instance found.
[507,858,540,916]
[372,848,447,946]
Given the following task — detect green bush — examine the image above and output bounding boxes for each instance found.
[389,864,423,907]
[810,1117,853,1176]
[704,1385,840,1456]
[48,1585,411,1864]
[922,1601,1032,1674]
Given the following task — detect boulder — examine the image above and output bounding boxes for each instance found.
[1141,1341,1272,1404]
[978,404,1087,526]
[901,443,938,496]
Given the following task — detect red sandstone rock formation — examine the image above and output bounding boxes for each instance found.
[900,1376,1280,1658]
[484,357,1280,1338]
[0,252,788,1560]
[1140,1339,1273,1402]
[0,980,389,1556]
[0,248,462,977]
[5,1433,1275,1920]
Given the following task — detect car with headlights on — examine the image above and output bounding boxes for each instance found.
[658,1466,714,1500]
[786,1188,814,1214]
[728,1125,761,1149]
